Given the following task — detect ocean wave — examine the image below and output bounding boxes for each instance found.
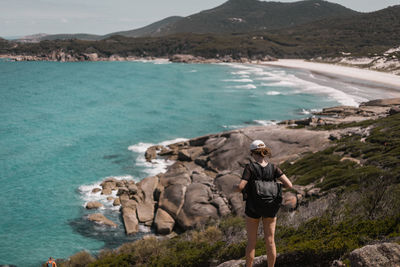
[231,71,251,75]
[298,108,322,115]
[257,71,363,106]
[222,124,246,129]
[230,84,257,89]
[128,137,188,177]
[253,120,278,126]
[265,91,282,95]
[223,78,254,83]
[78,176,131,210]
[225,64,366,106]
[267,81,297,87]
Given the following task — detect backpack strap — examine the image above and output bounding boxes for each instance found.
[249,161,276,182]
[248,161,262,181]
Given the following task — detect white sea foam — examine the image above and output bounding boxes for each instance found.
[223,78,254,83]
[189,70,198,73]
[265,91,282,96]
[230,84,257,89]
[231,71,251,75]
[222,124,246,129]
[267,81,297,87]
[253,120,278,126]
[256,77,280,81]
[225,63,368,106]
[128,137,188,177]
[298,108,322,115]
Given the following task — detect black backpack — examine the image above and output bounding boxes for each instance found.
[247,161,282,209]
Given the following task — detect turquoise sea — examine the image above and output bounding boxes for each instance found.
[0,59,393,266]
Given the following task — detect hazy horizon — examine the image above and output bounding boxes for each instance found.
[1,0,399,38]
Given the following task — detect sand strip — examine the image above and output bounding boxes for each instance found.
[261,59,400,90]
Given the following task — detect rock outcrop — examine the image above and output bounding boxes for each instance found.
[93,99,399,235]
[87,213,117,228]
[349,242,400,267]
[85,201,103,209]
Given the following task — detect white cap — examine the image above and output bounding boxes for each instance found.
[250,140,266,151]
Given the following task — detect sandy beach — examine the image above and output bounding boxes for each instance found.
[261,59,400,91]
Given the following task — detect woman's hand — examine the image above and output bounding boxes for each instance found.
[235,180,248,192]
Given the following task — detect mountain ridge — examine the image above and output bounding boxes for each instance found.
[18,0,359,42]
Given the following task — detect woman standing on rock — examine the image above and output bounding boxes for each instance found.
[236,140,292,267]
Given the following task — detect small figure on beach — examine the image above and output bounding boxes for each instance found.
[46,257,57,267]
[236,140,293,267]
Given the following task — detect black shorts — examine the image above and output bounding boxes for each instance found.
[245,201,280,219]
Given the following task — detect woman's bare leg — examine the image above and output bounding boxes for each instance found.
[246,216,260,267]
[262,217,277,267]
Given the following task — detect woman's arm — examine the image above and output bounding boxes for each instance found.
[278,174,292,189]
[235,179,248,192]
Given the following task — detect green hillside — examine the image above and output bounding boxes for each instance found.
[102,16,183,38]
[159,0,358,35]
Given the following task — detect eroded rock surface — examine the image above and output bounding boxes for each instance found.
[349,242,400,267]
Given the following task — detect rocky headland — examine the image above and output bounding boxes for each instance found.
[85,98,400,237]
[68,97,400,267]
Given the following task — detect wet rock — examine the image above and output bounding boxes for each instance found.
[101,179,117,190]
[101,188,112,195]
[145,145,162,162]
[121,207,139,235]
[349,242,400,267]
[154,208,175,234]
[88,213,117,228]
[106,196,114,201]
[113,198,121,206]
[91,188,101,193]
[85,201,103,209]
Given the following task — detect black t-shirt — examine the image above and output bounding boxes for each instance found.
[241,162,284,182]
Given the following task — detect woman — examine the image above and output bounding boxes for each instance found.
[236,140,292,267]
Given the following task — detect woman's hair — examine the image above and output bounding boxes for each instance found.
[251,147,272,158]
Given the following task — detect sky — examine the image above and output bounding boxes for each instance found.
[1,0,399,37]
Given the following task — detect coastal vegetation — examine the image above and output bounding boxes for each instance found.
[54,112,400,266]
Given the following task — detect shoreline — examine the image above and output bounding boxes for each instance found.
[261,59,400,91]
